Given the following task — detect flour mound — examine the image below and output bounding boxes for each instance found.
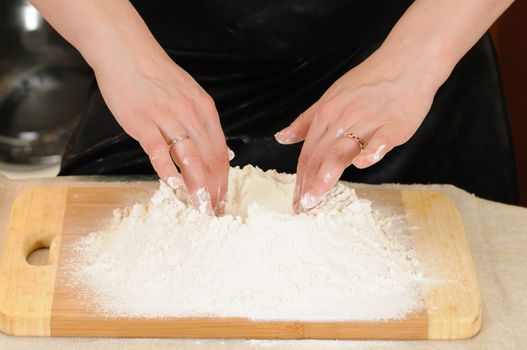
[68,165,423,321]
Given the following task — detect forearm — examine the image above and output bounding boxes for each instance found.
[375,0,514,89]
[29,0,167,72]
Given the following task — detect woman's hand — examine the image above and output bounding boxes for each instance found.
[29,0,231,215]
[275,49,440,212]
[94,51,230,215]
[273,0,513,212]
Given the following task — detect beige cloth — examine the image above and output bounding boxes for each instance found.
[1,173,526,350]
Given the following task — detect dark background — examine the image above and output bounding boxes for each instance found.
[491,0,527,206]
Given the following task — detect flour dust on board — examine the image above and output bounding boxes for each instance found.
[66,165,427,321]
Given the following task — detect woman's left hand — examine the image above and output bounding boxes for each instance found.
[275,49,442,212]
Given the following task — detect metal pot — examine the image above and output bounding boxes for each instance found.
[0,0,91,165]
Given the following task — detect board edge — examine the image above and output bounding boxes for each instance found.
[0,187,68,336]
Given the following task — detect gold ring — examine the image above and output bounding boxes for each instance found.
[168,135,190,148]
[343,132,365,151]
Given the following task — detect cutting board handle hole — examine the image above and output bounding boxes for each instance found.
[26,246,50,266]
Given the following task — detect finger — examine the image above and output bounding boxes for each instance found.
[352,123,402,169]
[274,103,318,145]
[299,136,363,211]
[293,112,333,210]
[293,100,352,210]
[155,103,217,214]
[169,136,214,215]
[295,112,381,212]
[138,123,184,191]
[194,94,230,215]
[156,112,213,215]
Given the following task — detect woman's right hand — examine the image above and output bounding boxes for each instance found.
[94,49,230,215]
[29,0,230,214]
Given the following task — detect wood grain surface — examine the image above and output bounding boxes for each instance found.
[0,184,481,339]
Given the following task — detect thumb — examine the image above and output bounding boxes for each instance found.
[274,104,317,145]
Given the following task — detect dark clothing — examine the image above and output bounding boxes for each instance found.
[130,0,413,59]
[60,2,518,204]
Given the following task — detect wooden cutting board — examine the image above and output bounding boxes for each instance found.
[0,183,481,339]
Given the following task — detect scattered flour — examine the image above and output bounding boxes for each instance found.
[67,165,425,321]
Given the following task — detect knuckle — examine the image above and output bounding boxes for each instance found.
[294,112,307,125]
[385,134,401,147]
[156,99,173,113]
[123,118,149,140]
[206,151,229,170]
[154,157,174,172]
[125,126,141,140]
[179,147,202,167]
[184,88,217,115]
[397,128,412,143]
[176,97,197,116]
[329,144,348,160]
[187,85,202,97]
[340,105,355,119]
[296,107,315,124]
[200,94,217,112]
[311,114,329,132]
[317,100,338,119]
[381,123,407,146]
[141,138,165,156]
[305,154,323,170]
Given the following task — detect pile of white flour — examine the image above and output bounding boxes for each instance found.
[68,165,424,321]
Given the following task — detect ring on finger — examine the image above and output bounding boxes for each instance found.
[342,131,365,151]
[168,135,190,149]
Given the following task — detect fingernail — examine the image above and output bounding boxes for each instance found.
[275,130,300,145]
[228,148,235,161]
[293,183,301,202]
[193,187,213,215]
[293,201,301,214]
[299,193,321,211]
[366,144,386,164]
[216,199,227,215]
[165,175,184,190]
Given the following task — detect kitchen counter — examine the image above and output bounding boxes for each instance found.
[1,173,526,349]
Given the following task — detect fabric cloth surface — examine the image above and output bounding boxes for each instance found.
[0,173,526,349]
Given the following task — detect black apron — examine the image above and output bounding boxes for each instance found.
[60,1,518,204]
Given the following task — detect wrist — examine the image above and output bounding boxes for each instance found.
[73,18,170,79]
[373,35,455,93]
